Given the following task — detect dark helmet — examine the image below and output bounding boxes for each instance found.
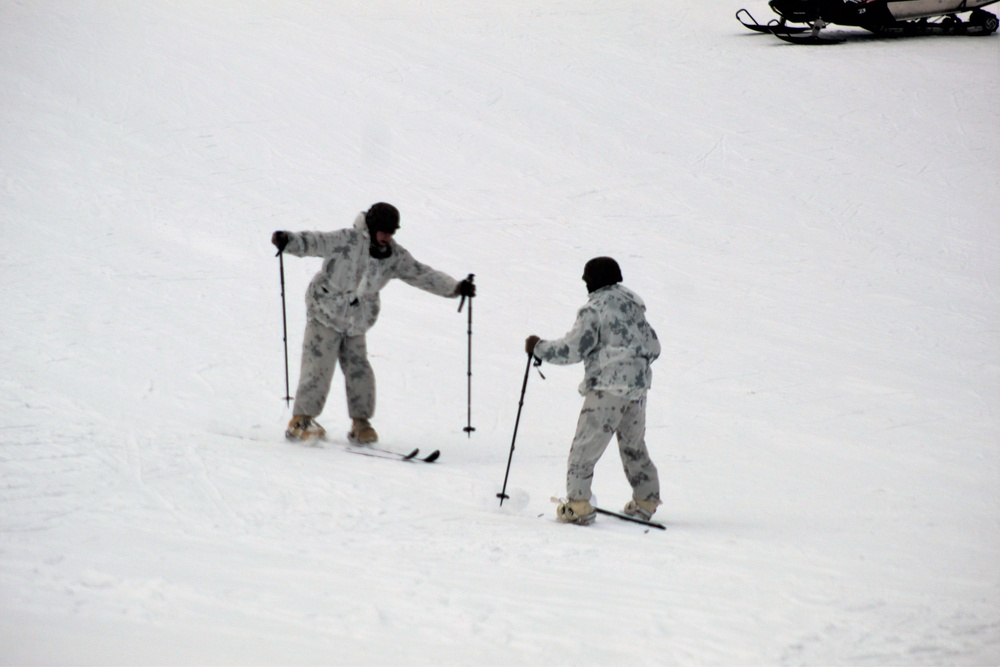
[583,257,623,293]
[365,202,400,235]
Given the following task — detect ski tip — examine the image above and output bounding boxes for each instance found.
[402,448,420,460]
[422,450,440,463]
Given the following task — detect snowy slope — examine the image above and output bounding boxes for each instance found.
[1,1,998,665]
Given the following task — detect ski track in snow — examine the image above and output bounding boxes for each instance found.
[2,1,999,665]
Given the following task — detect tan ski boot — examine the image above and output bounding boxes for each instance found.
[286,415,326,441]
[348,418,378,444]
[622,498,661,521]
[555,498,597,525]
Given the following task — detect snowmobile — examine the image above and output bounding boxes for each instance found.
[737,0,999,43]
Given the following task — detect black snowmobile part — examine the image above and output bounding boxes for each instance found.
[868,10,999,35]
[741,0,997,43]
[774,10,999,42]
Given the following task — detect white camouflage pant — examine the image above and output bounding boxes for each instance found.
[567,391,660,503]
[293,319,375,420]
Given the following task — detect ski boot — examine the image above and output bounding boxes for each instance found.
[622,498,661,521]
[286,415,325,441]
[556,498,597,525]
[348,418,378,444]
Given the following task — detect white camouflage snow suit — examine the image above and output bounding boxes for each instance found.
[283,213,462,420]
[533,283,662,503]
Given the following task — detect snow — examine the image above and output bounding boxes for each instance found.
[1,1,998,664]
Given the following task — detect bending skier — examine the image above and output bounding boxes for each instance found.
[272,202,475,443]
[525,257,662,525]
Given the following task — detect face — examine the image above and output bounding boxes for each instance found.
[583,265,597,292]
[375,230,395,247]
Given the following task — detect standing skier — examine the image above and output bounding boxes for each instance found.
[272,202,475,443]
[525,257,662,525]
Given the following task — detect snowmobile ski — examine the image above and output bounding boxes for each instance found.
[736,8,809,32]
[769,19,846,43]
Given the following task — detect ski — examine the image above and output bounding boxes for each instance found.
[346,434,440,463]
[550,497,666,530]
[220,430,439,463]
[345,445,418,461]
[593,507,666,530]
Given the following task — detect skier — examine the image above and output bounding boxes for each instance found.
[525,257,662,525]
[272,202,475,443]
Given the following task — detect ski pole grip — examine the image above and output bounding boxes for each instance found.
[457,273,475,312]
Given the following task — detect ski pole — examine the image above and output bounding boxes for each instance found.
[457,274,475,437]
[497,352,539,506]
[277,249,292,407]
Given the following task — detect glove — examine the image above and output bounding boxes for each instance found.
[455,278,476,298]
[271,231,290,252]
[525,335,540,356]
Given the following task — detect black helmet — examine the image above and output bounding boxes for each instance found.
[365,202,400,234]
[583,257,622,293]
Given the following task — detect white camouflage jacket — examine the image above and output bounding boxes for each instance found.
[283,213,461,336]
[534,284,661,399]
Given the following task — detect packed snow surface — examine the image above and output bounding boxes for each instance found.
[2,1,998,665]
